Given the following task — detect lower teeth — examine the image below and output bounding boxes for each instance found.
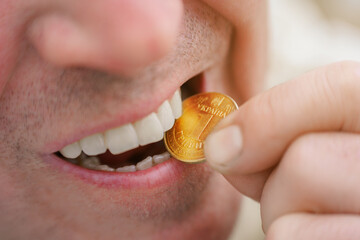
[116,165,136,173]
[66,151,171,172]
[97,165,115,172]
[136,156,153,171]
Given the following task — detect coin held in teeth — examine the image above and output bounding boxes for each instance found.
[164,92,238,163]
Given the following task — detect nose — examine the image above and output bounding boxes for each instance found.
[27,0,183,74]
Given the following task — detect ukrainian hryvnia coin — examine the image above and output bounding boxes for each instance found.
[164,92,238,163]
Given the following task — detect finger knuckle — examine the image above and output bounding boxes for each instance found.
[249,89,284,140]
[280,134,318,179]
[323,60,360,95]
[266,215,295,240]
[322,61,360,121]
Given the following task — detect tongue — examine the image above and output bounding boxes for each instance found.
[97,140,166,168]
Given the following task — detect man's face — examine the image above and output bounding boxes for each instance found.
[0,0,266,239]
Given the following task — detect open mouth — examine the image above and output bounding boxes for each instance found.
[55,73,203,173]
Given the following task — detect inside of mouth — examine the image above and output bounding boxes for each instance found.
[56,72,203,171]
[96,141,166,168]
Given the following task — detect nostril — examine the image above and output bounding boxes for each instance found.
[27,13,93,68]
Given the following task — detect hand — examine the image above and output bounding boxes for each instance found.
[204,61,360,239]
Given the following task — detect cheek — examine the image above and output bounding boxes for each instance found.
[180,0,233,62]
[0,159,41,237]
[0,57,58,155]
[0,0,30,95]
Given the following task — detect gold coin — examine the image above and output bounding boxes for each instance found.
[164,92,238,163]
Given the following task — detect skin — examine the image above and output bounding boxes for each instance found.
[0,0,266,239]
[205,61,360,239]
[4,0,360,239]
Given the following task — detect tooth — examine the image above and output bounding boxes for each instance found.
[133,113,163,146]
[80,156,100,169]
[170,90,182,119]
[116,165,136,172]
[80,133,107,156]
[60,142,82,159]
[105,124,139,155]
[156,100,175,132]
[153,152,171,164]
[95,165,115,172]
[62,91,181,157]
[136,156,153,170]
[66,158,79,165]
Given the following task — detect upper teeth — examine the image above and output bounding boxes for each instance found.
[59,90,182,159]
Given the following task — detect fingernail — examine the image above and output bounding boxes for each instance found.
[204,125,243,172]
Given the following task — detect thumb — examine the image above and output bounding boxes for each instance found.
[204,61,360,200]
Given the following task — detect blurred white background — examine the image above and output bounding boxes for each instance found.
[267,0,360,87]
[230,0,360,239]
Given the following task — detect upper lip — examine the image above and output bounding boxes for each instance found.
[44,70,205,154]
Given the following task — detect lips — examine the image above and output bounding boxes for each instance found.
[52,74,203,176]
[59,89,181,158]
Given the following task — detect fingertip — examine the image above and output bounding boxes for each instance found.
[204,125,243,173]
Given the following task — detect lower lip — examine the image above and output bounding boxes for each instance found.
[44,154,204,189]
